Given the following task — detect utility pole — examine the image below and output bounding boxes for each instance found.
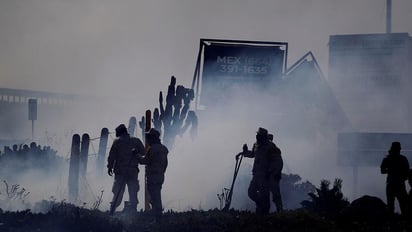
[386,0,392,33]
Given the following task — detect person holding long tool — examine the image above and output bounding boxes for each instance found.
[138,128,168,221]
[236,127,281,215]
[107,124,145,215]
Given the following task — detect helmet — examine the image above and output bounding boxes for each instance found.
[115,124,128,137]
[256,127,268,136]
[145,128,161,138]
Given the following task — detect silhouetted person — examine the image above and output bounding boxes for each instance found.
[139,128,168,220]
[380,141,410,215]
[268,133,283,212]
[408,169,412,216]
[237,127,280,215]
[107,124,145,215]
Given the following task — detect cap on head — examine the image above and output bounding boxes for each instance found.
[115,124,128,136]
[256,127,268,136]
[146,128,161,138]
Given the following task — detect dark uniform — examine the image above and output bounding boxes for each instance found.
[408,169,412,215]
[268,133,283,212]
[107,124,145,214]
[380,141,410,215]
[241,127,280,214]
[139,128,168,219]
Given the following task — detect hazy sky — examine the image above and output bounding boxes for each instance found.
[1,0,411,99]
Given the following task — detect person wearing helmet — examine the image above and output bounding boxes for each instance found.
[107,124,145,215]
[237,127,281,214]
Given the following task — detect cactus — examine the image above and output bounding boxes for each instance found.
[140,76,198,150]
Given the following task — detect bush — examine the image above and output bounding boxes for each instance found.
[301,178,349,219]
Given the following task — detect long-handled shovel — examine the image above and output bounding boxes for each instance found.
[223,153,243,211]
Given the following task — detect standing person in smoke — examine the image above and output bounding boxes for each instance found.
[408,169,412,217]
[107,124,145,215]
[138,128,168,221]
[268,133,283,212]
[380,141,410,216]
[236,127,280,214]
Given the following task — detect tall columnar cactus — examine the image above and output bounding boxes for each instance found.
[140,76,198,150]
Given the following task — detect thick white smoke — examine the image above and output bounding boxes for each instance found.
[1,0,412,213]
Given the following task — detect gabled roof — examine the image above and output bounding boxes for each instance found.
[281,52,353,133]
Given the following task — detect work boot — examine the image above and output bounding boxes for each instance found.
[122,201,137,214]
[109,203,116,215]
